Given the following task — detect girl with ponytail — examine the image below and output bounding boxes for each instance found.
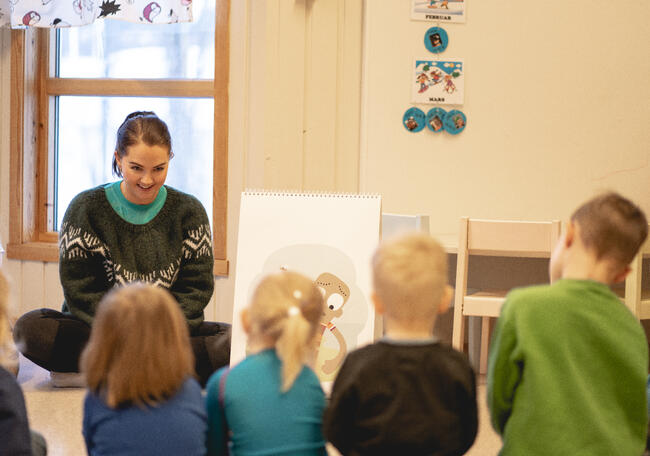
[205,271,327,455]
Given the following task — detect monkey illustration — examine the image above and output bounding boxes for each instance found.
[315,272,350,375]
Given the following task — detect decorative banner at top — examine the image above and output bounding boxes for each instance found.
[411,0,466,24]
[0,0,193,28]
[412,58,464,105]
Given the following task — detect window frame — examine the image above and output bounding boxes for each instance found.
[7,1,230,276]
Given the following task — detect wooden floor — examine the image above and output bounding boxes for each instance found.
[18,355,501,456]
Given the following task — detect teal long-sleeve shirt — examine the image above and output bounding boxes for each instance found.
[205,349,327,456]
[487,279,648,456]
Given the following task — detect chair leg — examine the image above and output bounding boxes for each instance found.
[479,317,491,375]
[452,301,465,352]
[467,317,482,370]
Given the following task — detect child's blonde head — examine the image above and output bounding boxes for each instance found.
[247,271,324,392]
[81,282,194,408]
[372,233,448,323]
[0,270,16,369]
[572,192,648,268]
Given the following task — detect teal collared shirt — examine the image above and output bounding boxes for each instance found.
[104,181,167,225]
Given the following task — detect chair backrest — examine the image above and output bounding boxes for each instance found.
[452,217,561,358]
[463,218,561,258]
[624,228,650,317]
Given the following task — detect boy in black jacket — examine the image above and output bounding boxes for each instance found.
[324,233,477,456]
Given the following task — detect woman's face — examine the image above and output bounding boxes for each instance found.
[115,142,170,205]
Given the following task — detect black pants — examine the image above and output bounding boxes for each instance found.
[13,309,231,386]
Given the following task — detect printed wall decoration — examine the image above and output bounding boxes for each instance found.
[424,26,448,54]
[413,58,464,105]
[444,109,467,134]
[426,107,447,133]
[411,0,465,24]
[0,0,192,28]
[403,107,426,132]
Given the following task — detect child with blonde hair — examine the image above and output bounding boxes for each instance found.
[81,282,207,456]
[0,270,47,456]
[205,271,327,455]
[324,233,478,455]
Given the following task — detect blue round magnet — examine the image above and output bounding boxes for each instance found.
[426,107,447,133]
[403,107,426,133]
[424,27,448,54]
[443,110,467,134]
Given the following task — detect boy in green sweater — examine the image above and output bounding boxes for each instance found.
[488,192,649,455]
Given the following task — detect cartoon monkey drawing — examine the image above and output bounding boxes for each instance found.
[315,272,350,375]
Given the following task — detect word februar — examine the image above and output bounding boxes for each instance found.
[425,15,452,21]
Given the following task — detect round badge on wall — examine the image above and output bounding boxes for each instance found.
[403,107,426,133]
[424,26,448,54]
[443,110,467,134]
[426,107,447,133]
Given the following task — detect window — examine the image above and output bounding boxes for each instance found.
[8,0,229,275]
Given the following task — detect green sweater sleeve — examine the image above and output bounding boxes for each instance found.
[487,296,523,435]
[59,246,111,325]
[171,198,214,332]
[59,191,112,325]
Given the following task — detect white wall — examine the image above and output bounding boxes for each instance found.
[360,1,650,238]
[216,0,363,322]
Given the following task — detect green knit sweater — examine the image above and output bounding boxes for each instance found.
[487,279,648,455]
[59,185,214,332]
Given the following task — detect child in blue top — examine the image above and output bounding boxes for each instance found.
[206,271,327,456]
[81,283,207,456]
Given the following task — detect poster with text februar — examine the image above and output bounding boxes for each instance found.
[413,59,464,105]
[411,0,466,23]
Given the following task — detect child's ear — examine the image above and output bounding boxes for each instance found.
[437,285,453,315]
[371,291,385,315]
[564,221,576,247]
[241,308,251,334]
[611,265,631,285]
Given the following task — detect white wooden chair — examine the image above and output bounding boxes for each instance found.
[451,217,561,374]
[623,232,650,319]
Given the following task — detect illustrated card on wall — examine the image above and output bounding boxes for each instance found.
[411,0,466,23]
[231,191,382,385]
[412,59,464,105]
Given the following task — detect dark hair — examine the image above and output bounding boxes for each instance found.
[572,192,648,266]
[112,111,174,177]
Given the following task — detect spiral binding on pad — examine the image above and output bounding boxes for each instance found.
[243,189,380,199]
